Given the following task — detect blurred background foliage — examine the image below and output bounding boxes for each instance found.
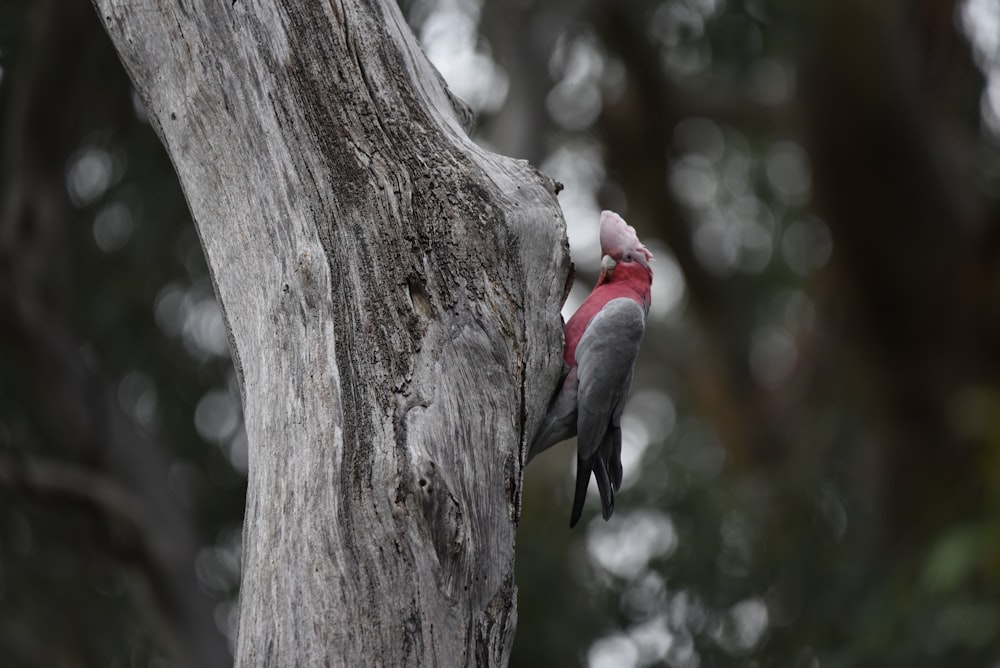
[2,0,1000,666]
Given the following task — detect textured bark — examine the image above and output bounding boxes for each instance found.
[93,0,569,665]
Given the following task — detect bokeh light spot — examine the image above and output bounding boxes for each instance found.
[765,141,811,204]
[93,201,134,252]
[673,117,726,162]
[714,598,769,654]
[419,0,509,113]
[546,80,602,131]
[586,510,678,579]
[670,154,718,208]
[588,634,639,668]
[194,389,240,444]
[117,370,158,430]
[183,297,231,359]
[66,146,113,207]
[782,217,832,275]
[749,325,797,388]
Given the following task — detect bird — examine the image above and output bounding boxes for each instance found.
[528,210,653,527]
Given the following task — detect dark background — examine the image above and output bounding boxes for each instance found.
[3,0,1000,666]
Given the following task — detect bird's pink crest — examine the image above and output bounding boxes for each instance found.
[599,210,653,262]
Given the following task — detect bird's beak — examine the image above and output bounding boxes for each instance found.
[599,254,617,281]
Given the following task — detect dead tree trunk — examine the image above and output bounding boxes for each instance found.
[93,0,569,664]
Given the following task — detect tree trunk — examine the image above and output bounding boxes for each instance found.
[93,0,569,665]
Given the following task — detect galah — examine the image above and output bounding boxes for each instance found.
[529,210,653,527]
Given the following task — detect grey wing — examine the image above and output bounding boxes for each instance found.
[527,365,579,463]
[569,298,646,526]
[575,299,646,459]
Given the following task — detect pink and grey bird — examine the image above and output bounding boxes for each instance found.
[529,210,653,527]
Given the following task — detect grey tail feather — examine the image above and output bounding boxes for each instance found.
[568,456,614,527]
[569,442,622,527]
[593,457,615,520]
[569,456,593,528]
[605,425,623,492]
[569,428,623,527]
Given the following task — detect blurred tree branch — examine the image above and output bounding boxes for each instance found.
[0,451,167,602]
[800,0,987,548]
[594,2,795,466]
[479,0,569,161]
[0,0,229,665]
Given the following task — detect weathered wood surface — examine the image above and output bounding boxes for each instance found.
[93,0,569,665]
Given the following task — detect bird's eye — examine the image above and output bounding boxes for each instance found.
[623,252,633,262]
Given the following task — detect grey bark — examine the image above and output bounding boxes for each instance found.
[93,0,569,665]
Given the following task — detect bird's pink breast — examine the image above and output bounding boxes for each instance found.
[563,265,651,366]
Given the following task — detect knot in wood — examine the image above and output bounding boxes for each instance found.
[415,460,466,584]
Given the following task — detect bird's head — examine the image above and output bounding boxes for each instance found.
[598,210,653,281]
